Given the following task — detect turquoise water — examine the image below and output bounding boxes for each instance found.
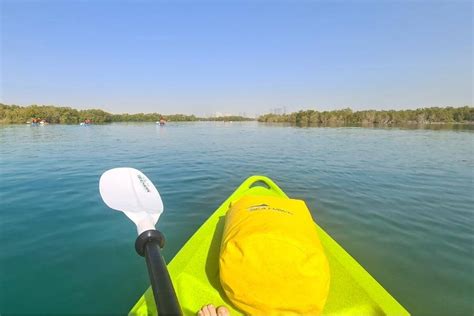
[0,122,472,315]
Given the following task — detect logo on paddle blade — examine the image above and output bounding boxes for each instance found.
[137,174,151,193]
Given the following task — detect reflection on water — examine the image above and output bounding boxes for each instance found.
[268,121,474,131]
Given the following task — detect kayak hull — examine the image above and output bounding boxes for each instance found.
[130,176,409,316]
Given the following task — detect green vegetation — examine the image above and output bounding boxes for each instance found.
[1,104,472,125]
[0,104,113,124]
[0,104,252,124]
[258,107,473,125]
[110,113,200,122]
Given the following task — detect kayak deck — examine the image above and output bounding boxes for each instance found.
[130,176,409,316]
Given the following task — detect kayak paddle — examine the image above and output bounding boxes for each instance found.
[99,167,182,316]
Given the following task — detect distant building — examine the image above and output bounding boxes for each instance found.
[269,107,287,115]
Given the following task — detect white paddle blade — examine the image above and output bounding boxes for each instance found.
[99,168,164,234]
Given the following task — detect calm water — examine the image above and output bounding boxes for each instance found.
[0,122,473,316]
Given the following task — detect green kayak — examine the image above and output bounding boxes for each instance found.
[130,175,409,316]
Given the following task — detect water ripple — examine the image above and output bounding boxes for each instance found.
[0,122,472,315]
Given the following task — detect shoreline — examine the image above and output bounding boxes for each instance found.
[1,103,472,125]
[2,121,473,128]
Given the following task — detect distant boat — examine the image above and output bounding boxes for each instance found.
[29,118,44,125]
[80,119,92,126]
[157,119,166,126]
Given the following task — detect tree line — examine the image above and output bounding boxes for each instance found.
[0,104,252,124]
[1,104,472,125]
[258,106,473,125]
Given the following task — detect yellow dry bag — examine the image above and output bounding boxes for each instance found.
[219,195,330,315]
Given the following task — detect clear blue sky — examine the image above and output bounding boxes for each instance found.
[1,1,472,116]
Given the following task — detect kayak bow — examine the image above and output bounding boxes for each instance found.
[130,175,409,316]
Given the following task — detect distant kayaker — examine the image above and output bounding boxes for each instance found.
[197,304,229,316]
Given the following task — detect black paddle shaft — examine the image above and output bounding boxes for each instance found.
[135,230,182,316]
